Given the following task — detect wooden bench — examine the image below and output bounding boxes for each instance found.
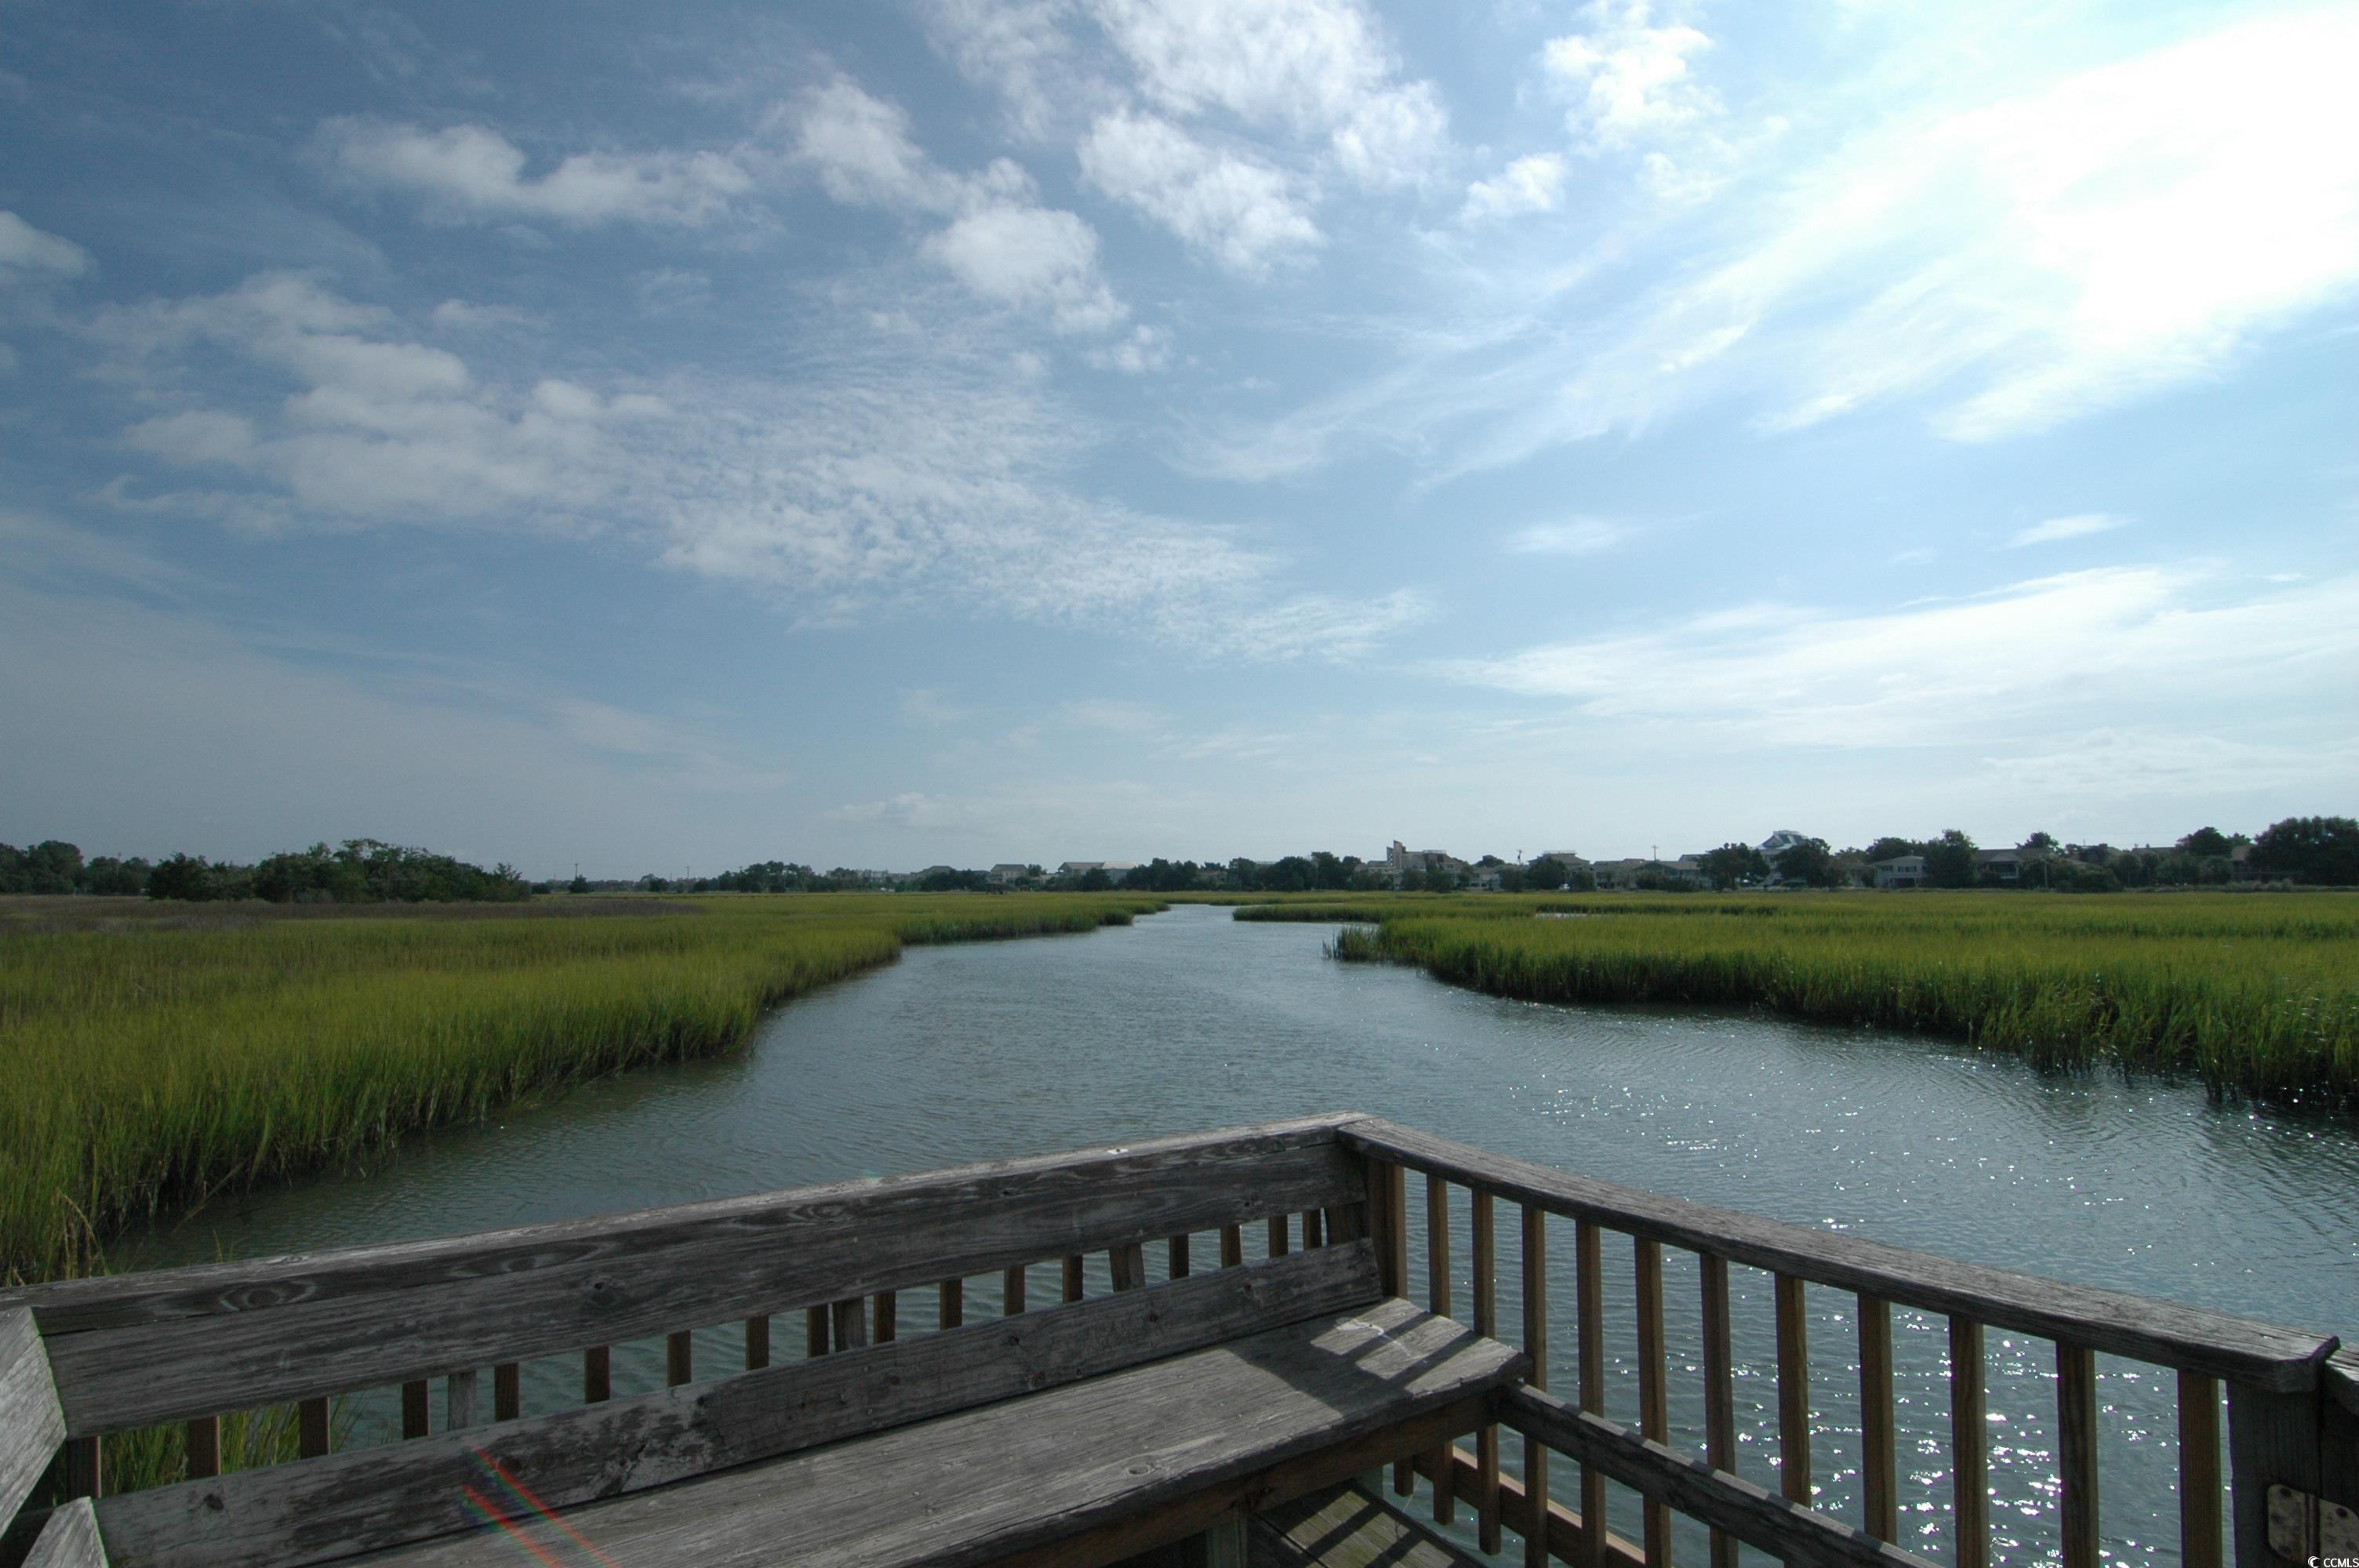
[1,1115,1525,1568]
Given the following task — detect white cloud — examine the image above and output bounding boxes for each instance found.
[1445,567,2359,744]
[1086,324,1173,374]
[920,0,1089,142]
[791,76,1130,336]
[94,273,663,526]
[2006,513,2124,548]
[923,205,1127,334]
[1506,517,1634,556]
[1462,154,1568,222]
[319,118,751,226]
[900,688,973,728]
[0,211,91,280]
[1080,110,1320,274]
[1089,0,1447,187]
[1542,0,1716,151]
[786,78,967,214]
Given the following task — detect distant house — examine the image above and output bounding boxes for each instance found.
[1056,862,1104,877]
[1590,856,1707,890]
[1757,829,1812,860]
[987,863,1030,886]
[1873,855,1928,890]
[1974,849,2025,883]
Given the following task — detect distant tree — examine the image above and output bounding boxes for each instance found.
[568,873,591,894]
[147,853,227,902]
[1863,836,1922,863]
[1699,843,1772,890]
[2176,826,2234,858]
[2248,816,2359,885]
[1923,829,1979,888]
[2023,830,2058,853]
[1525,856,1569,891]
[1772,837,1838,888]
[78,855,151,896]
[0,840,84,895]
[2048,858,2121,893]
[1078,867,1113,891]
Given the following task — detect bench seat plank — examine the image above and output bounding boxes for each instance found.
[347,1298,1523,1568]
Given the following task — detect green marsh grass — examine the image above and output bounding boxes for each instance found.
[0,893,1162,1287]
[1284,891,2359,1109]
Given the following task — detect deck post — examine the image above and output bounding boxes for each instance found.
[2226,1376,2321,1568]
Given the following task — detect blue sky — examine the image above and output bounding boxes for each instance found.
[2,0,2354,877]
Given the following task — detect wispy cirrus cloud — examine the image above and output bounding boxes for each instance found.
[1443,567,2359,744]
[2005,513,2123,548]
[1506,517,1637,557]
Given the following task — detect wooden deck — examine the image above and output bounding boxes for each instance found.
[2,1113,2351,1568]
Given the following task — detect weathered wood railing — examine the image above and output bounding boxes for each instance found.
[2,1112,2350,1568]
[1341,1118,2354,1568]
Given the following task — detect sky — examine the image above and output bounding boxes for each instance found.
[2,0,2354,877]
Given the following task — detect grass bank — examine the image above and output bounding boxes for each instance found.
[1268,892,2359,1109]
[0,892,1162,1285]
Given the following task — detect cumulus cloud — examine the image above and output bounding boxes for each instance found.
[1462,154,1568,222]
[0,211,91,280]
[922,205,1126,334]
[2006,513,2124,548]
[1089,0,1446,187]
[1085,324,1173,374]
[790,76,1132,335]
[318,118,751,225]
[1080,110,1320,274]
[1542,0,1716,151]
[94,272,665,526]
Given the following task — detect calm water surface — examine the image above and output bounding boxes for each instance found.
[118,906,2358,1566]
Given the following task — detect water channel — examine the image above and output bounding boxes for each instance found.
[117,905,2359,1566]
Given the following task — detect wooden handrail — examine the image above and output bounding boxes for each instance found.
[1336,1118,2336,1385]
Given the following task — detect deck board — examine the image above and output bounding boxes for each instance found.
[344,1298,1521,1568]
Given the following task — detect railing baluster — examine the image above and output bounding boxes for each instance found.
[744,1317,771,1372]
[2178,1370,2222,1568]
[1379,1160,1412,1496]
[1169,1235,1190,1279]
[584,1345,611,1403]
[1859,1294,1896,1541]
[939,1278,965,1330]
[1429,1173,1456,1526]
[1220,1222,1244,1269]
[833,1297,870,1351]
[1524,1204,1550,1568]
[805,1306,828,1357]
[665,1331,692,1387]
[1699,1254,1738,1568]
[1111,1241,1144,1291]
[1578,1218,1607,1568]
[1268,1214,1290,1258]
[448,1367,478,1427]
[64,1435,99,1500]
[1001,1265,1027,1316]
[874,1290,898,1343]
[300,1396,331,1457]
[185,1416,220,1481]
[494,1361,522,1421]
[1302,1209,1325,1247]
[1951,1316,1986,1568]
[2058,1342,2099,1568]
[402,1378,430,1438]
[1473,1188,1503,1555]
[1635,1237,1670,1568]
[1775,1273,1811,1504]
[1063,1255,1085,1304]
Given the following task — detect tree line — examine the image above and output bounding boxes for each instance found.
[0,839,530,902]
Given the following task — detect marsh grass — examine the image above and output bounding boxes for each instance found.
[0,893,1161,1287]
[1286,891,2359,1109]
